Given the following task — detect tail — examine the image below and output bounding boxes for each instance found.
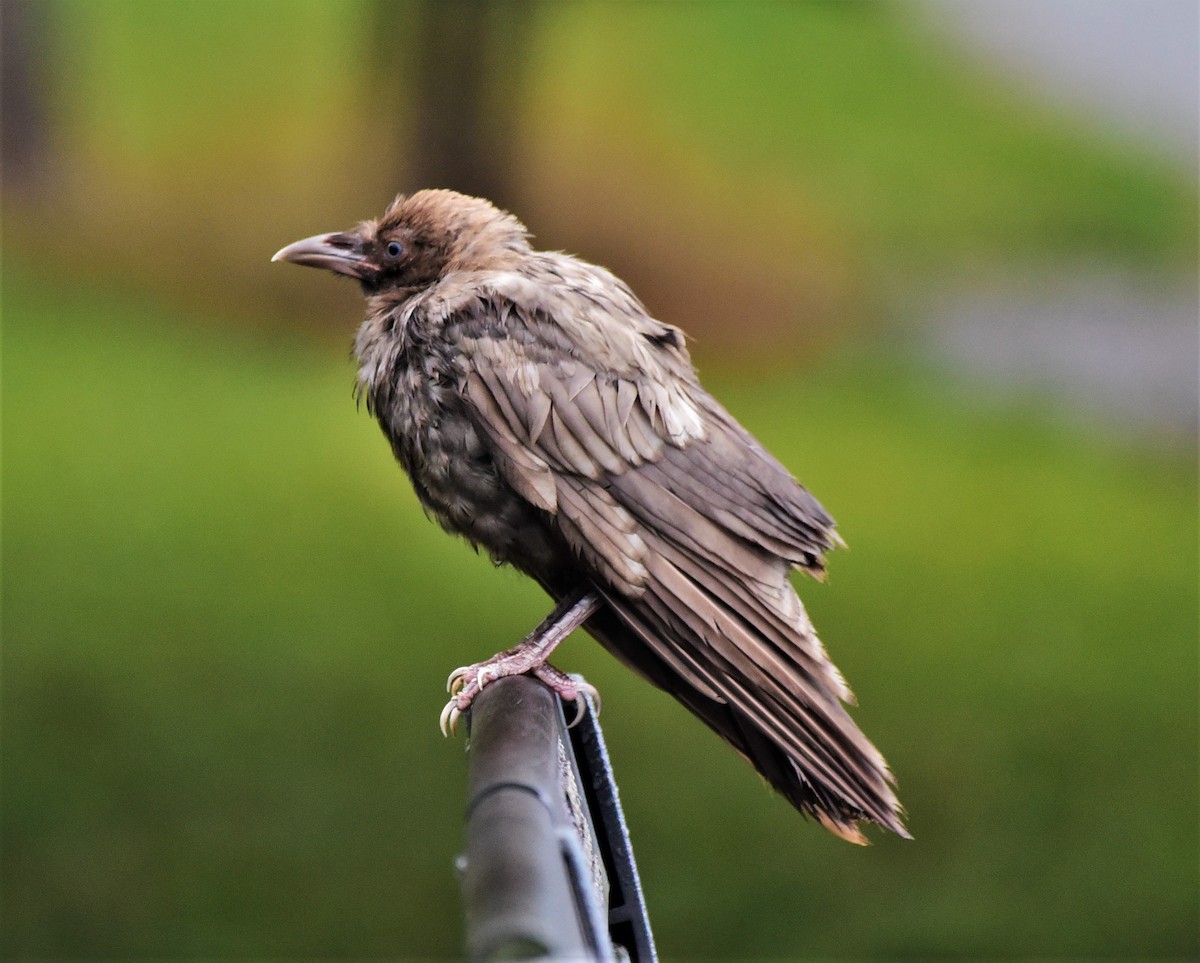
[580,588,908,843]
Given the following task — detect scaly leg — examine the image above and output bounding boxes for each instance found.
[439,588,602,736]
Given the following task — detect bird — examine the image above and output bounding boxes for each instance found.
[273,189,907,843]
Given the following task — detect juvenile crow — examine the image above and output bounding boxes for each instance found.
[273,190,907,842]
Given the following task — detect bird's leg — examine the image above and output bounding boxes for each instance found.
[440,587,602,736]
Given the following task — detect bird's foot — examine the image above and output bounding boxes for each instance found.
[440,644,544,736]
[438,587,603,737]
[439,657,600,737]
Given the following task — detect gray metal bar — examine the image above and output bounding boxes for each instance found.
[461,675,594,962]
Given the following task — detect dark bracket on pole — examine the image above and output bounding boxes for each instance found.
[459,675,657,962]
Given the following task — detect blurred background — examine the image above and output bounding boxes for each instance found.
[3,0,1196,958]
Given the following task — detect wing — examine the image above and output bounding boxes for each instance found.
[447,274,905,840]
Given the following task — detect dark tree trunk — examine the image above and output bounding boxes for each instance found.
[373,0,533,209]
[1,0,53,196]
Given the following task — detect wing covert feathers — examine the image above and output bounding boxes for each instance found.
[443,267,905,841]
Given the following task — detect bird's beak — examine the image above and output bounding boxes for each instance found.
[271,231,371,279]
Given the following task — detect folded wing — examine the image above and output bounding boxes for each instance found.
[450,289,906,841]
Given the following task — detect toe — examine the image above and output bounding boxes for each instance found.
[576,681,601,717]
[439,700,461,738]
[565,696,588,728]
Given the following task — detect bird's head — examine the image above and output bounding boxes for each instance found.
[272,189,531,294]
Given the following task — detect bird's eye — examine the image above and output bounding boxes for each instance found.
[385,241,404,259]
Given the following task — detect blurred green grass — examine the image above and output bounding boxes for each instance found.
[4,264,1195,958]
[531,2,1196,273]
[57,0,368,162]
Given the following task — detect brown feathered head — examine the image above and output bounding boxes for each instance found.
[272,189,531,293]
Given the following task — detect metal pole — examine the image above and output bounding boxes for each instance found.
[459,675,656,962]
[462,675,596,961]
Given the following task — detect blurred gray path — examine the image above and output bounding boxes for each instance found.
[918,0,1198,441]
[924,271,1198,439]
[924,0,1198,163]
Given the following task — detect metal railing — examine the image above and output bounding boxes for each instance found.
[458,675,656,962]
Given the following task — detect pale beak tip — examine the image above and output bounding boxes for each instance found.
[269,232,367,278]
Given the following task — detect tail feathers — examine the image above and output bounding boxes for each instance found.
[586,585,909,843]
